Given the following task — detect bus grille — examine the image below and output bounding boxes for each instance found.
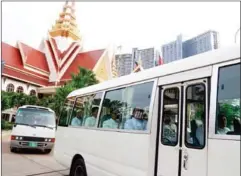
[22,137,45,142]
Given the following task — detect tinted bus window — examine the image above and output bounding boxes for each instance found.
[216,63,240,135]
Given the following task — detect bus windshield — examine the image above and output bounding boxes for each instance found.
[15,108,56,128]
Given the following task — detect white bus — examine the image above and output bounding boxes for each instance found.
[54,45,240,176]
[10,105,56,153]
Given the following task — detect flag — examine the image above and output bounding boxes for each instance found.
[158,54,164,65]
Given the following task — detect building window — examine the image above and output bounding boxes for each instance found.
[6,84,14,92]
[16,86,24,93]
[30,90,36,96]
[216,63,240,135]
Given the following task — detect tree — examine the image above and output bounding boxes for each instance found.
[51,67,99,116]
[1,91,38,111]
[71,66,99,88]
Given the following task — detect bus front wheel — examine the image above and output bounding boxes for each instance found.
[70,159,86,176]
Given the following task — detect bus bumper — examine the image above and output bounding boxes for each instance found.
[10,140,54,150]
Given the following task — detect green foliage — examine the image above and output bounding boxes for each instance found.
[1,91,37,111]
[70,67,99,88]
[1,120,13,130]
[53,67,99,116]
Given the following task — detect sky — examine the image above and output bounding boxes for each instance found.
[2,2,240,52]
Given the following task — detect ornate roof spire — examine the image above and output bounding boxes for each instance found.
[49,0,81,41]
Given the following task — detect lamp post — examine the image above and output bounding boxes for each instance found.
[235,28,240,44]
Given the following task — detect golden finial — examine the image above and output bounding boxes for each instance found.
[49,0,81,41]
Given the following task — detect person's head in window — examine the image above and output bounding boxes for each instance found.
[110,108,120,121]
[163,110,173,125]
[218,114,227,129]
[132,108,144,120]
[76,111,83,119]
[217,114,230,134]
[91,107,99,118]
[164,115,171,125]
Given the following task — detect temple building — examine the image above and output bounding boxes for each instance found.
[1,0,118,97]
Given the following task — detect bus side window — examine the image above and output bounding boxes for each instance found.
[98,88,125,129]
[70,92,103,128]
[122,81,154,131]
[83,93,103,128]
[58,98,75,127]
[69,97,85,127]
[215,64,240,135]
[161,87,179,146]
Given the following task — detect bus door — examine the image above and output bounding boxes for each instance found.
[157,78,208,176]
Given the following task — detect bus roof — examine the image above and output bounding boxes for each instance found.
[68,45,240,98]
[18,105,55,113]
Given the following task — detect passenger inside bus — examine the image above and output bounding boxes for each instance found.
[217,114,230,134]
[71,111,83,126]
[227,118,241,135]
[84,107,99,127]
[124,108,147,131]
[162,112,177,144]
[102,109,120,129]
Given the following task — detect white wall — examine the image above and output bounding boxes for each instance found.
[2,77,38,95]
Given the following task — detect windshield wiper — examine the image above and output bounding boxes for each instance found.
[15,123,36,128]
[34,125,54,129]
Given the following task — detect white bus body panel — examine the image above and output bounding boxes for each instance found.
[207,139,240,176]
[55,127,149,176]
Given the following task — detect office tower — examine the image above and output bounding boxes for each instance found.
[161,30,219,64]
[115,54,133,76]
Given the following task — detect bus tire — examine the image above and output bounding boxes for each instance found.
[70,158,86,176]
[44,149,52,154]
[10,147,16,153]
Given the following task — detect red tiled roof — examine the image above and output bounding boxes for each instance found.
[50,38,77,60]
[60,45,81,70]
[2,42,24,70]
[19,42,50,73]
[3,67,49,86]
[61,49,104,80]
[2,42,49,80]
[45,40,58,71]
[50,38,61,60]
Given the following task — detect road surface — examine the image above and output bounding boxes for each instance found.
[1,132,69,176]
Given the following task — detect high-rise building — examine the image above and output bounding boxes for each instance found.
[115,54,133,76]
[115,47,156,77]
[161,30,219,64]
[183,30,219,58]
[133,48,156,70]
[162,35,183,64]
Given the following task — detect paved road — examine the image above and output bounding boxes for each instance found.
[1,132,69,176]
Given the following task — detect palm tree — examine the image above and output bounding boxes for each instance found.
[71,67,99,88]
